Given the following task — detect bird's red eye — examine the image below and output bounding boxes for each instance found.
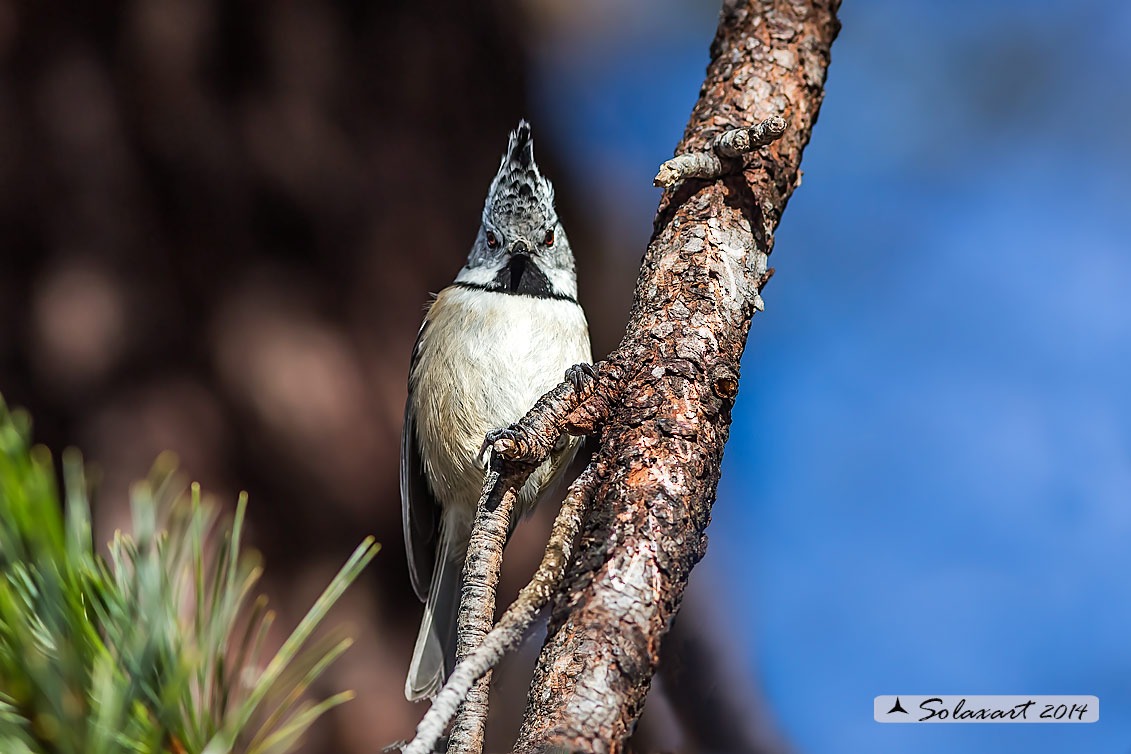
[486,231,498,248]
[544,229,555,246]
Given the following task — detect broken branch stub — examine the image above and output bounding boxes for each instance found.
[653,116,787,188]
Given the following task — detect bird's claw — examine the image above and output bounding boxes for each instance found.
[566,362,597,392]
[479,427,520,461]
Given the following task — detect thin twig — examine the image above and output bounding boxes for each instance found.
[446,463,516,753]
[404,467,600,754]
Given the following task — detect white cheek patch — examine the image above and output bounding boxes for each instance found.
[542,266,578,301]
[455,264,504,288]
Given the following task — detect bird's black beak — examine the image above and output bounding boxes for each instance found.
[510,239,529,257]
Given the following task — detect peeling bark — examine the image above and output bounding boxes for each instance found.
[514,1,840,751]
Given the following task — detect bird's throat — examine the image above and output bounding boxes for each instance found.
[507,254,527,292]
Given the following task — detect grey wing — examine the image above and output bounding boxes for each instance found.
[401,324,439,602]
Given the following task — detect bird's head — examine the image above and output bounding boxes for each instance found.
[460,121,576,299]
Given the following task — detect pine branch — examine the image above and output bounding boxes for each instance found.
[514,1,841,750]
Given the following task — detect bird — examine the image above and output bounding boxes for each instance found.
[400,120,592,701]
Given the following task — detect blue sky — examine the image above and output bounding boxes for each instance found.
[532,1,1131,752]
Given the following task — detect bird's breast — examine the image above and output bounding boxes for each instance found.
[409,285,591,516]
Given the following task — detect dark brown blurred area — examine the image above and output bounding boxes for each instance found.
[0,0,564,749]
[0,1,788,751]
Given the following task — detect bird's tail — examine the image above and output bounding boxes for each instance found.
[405,523,463,701]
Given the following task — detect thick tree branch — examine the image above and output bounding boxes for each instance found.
[514,1,840,751]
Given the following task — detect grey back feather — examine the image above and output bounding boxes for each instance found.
[401,325,437,601]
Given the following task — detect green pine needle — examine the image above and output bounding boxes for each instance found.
[0,395,380,754]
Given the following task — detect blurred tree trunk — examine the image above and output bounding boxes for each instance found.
[515,1,840,751]
[0,1,536,749]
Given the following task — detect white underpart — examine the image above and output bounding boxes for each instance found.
[410,284,592,545]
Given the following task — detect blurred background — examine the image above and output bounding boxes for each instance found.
[0,0,1128,753]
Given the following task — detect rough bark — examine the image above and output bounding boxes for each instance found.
[514,1,840,751]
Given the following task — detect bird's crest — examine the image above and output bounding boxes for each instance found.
[484,120,556,231]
